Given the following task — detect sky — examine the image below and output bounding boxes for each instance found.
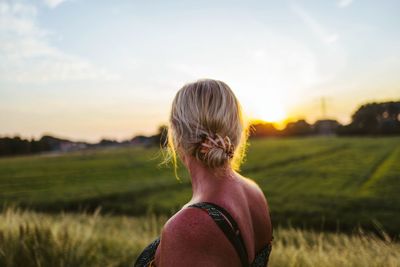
[0,0,399,142]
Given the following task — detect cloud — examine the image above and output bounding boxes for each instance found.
[337,0,354,8]
[0,0,119,83]
[291,4,339,44]
[43,0,67,9]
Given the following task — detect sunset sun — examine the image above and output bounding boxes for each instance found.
[244,90,288,126]
[255,102,287,123]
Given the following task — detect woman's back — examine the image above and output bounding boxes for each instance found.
[154,173,272,266]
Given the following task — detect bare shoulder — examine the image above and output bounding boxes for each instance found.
[240,175,271,215]
[238,174,273,245]
[156,206,240,267]
[239,175,267,203]
[162,207,213,244]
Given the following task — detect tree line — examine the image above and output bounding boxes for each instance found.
[1,101,399,157]
[0,126,168,157]
[250,101,400,137]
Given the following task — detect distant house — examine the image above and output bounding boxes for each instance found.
[313,119,340,135]
[39,135,88,152]
[130,135,156,147]
[59,142,87,152]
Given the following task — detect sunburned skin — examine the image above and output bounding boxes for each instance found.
[153,155,272,267]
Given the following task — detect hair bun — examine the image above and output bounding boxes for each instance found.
[167,79,246,174]
[198,133,235,168]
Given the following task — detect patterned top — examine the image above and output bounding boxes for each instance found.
[134,202,272,267]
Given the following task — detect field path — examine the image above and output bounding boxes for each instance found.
[359,145,400,195]
[242,143,349,174]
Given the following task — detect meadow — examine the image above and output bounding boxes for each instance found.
[1,207,399,267]
[1,136,400,266]
[0,136,399,236]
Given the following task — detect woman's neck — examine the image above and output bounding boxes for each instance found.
[186,158,238,202]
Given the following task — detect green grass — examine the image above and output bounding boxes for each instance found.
[0,137,399,236]
[1,207,399,267]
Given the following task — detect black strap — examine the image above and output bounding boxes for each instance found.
[133,237,160,267]
[188,202,249,267]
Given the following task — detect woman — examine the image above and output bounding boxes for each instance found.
[135,79,273,267]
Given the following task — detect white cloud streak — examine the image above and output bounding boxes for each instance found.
[0,0,119,83]
[337,0,354,8]
[291,4,339,44]
[43,0,67,9]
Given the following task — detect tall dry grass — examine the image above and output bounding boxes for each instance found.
[269,227,399,267]
[0,207,399,267]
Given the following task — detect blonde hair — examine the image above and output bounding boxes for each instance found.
[163,79,249,178]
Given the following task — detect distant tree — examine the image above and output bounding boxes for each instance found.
[153,125,168,147]
[0,136,30,156]
[283,119,313,136]
[99,139,119,146]
[1,134,92,157]
[337,101,400,135]
[249,122,280,138]
[38,135,61,151]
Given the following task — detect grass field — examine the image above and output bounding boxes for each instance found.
[1,207,399,267]
[0,136,400,236]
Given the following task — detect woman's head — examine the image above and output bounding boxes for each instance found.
[165,79,249,174]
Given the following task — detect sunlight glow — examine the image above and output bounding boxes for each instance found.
[245,100,288,132]
[243,88,288,127]
[253,102,287,123]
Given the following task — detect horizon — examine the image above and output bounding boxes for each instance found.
[3,99,398,144]
[1,0,400,142]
